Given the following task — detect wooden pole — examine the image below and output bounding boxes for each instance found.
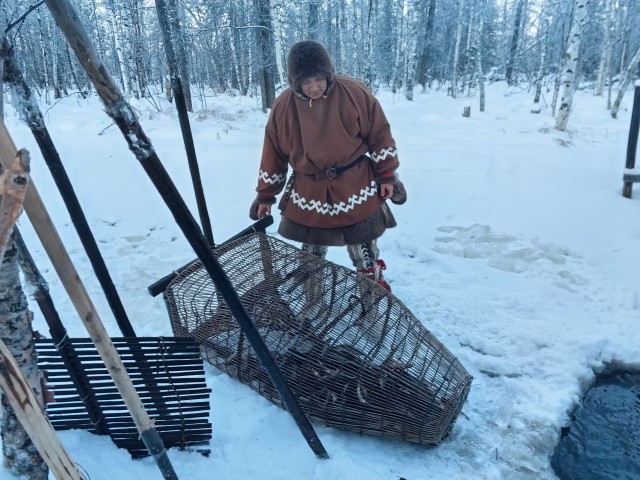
[1,35,136,337]
[43,0,329,459]
[622,84,640,198]
[0,149,83,480]
[14,228,110,436]
[0,339,84,480]
[154,0,214,246]
[0,121,179,479]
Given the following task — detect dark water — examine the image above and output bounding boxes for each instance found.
[551,371,640,480]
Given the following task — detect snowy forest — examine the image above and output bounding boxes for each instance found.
[2,0,640,128]
[0,1,639,479]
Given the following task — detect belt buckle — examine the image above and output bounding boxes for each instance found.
[326,168,337,179]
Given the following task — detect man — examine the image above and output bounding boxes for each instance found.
[250,40,405,291]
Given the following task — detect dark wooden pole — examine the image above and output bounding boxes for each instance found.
[147,215,273,297]
[1,36,136,337]
[0,122,179,480]
[44,0,329,459]
[154,0,214,246]
[623,84,640,198]
[0,150,83,480]
[14,229,109,436]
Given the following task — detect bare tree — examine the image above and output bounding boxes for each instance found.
[556,0,589,130]
[506,0,527,85]
[451,0,465,98]
[610,46,640,118]
[254,0,276,112]
[403,0,420,100]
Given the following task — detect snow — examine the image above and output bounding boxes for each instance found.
[2,82,639,480]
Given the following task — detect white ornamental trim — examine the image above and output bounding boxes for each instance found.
[290,181,378,216]
[371,147,398,163]
[259,169,286,185]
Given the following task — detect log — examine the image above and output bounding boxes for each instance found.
[0,148,82,479]
[0,338,83,480]
[0,121,178,479]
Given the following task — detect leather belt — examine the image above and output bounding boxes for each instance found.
[313,154,367,180]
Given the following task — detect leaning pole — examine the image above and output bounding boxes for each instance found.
[43,0,329,460]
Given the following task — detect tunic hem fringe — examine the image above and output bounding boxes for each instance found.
[278,203,397,246]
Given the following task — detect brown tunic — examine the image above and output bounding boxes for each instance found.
[256,75,400,244]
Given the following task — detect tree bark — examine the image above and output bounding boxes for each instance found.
[533,15,549,105]
[451,0,465,98]
[556,0,589,131]
[610,47,640,118]
[594,0,613,96]
[506,0,526,85]
[271,2,287,89]
[308,1,320,40]
[0,150,48,480]
[404,0,419,100]
[476,0,486,111]
[166,0,192,111]
[253,0,276,112]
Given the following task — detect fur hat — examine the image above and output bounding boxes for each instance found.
[287,40,335,97]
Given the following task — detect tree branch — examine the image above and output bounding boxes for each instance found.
[4,1,46,35]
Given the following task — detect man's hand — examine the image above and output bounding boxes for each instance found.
[380,183,393,200]
[257,203,272,218]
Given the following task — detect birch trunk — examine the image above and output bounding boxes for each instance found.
[0,151,47,479]
[594,0,613,96]
[610,47,640,118]
[451,0,465,98]
[404,0,419,100]
[476,0,486,112]
[555,0,589,131]
[391,0,405,93]
[364,0,377,89]
[0,240,48,480]
[506,0,526,85]
[254,0,276,112]
[533,14,548,105]
[37,10,50,105]
[108,0,130,94]
[271,2,286,89]
[166,0,192,111]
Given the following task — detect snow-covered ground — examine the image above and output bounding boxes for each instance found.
[2,81,639,479]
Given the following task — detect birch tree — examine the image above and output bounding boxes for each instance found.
[594,0,613,96]
[363,0,378,89]
[254,0,276,112]
[403,0,420,100]
[505,0,527,85]
[166,0,192,110]
[271,1,287,89]
[533,11,549,107]
[556,0,589,131]
[474,0,487,111]
[451,0,465,98]
[610,47,640,118]
[0,136,47,479]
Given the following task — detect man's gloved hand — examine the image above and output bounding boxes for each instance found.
[377,172,407,205]
[249,195,276,220]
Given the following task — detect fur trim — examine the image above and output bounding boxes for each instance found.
[376,172,407,205]
[249,195,276,221]
[287,40,335,98]
[278,204,396,246]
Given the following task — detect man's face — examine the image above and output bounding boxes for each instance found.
[301,76,327,100]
